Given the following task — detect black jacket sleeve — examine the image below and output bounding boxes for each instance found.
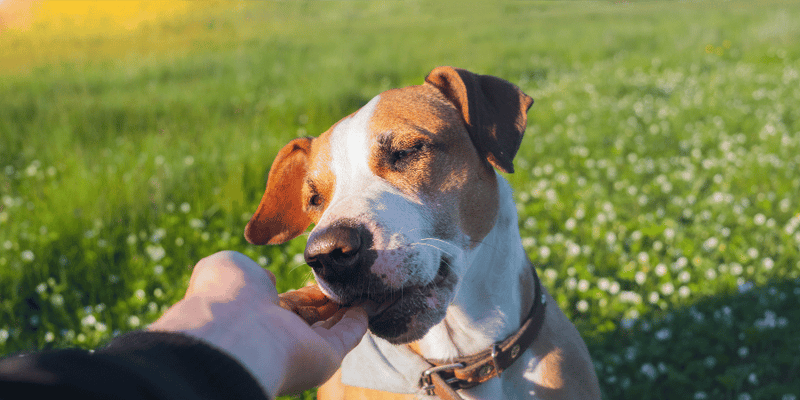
[0,331,270,400]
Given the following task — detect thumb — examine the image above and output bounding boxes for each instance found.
[312,306,369,360]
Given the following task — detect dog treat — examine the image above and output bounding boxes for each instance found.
[278,284,341,325]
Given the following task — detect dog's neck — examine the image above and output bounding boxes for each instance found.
[414,173,535,360]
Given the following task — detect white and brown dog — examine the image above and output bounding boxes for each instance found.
[245,67,600,399]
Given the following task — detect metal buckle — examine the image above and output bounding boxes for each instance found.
[419,362,464,395]
[490,343,503,378]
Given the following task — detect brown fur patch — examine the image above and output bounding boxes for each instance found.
[367,85,499,245]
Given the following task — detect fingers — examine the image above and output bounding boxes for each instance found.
[278,285,340,324]
[312,306,369,359]
[185,251,278,302]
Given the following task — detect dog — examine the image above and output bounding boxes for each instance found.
[245,66,601,399]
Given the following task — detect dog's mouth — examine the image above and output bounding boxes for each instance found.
[356,256,456,343]
[368,257,451,317]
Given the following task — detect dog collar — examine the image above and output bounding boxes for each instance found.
[415,264,547,399]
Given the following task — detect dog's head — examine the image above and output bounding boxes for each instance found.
[245,67,532,344]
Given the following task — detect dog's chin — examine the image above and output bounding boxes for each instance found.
[365,258,457,344]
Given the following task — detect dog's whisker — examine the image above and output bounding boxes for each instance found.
[409,242,453,256]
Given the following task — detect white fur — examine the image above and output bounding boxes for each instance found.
[319,94,441,291]
[340,174,543,398]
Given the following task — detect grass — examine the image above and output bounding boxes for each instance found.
[1,1,799,399]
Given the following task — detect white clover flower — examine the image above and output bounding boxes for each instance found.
[21,250,35,263]
[184,156,195,166]
[648,292,660,304]
[655,328,671,340]
[189,218,205,229]
[637,252,649,264]
[635,271,647,285]
[82,315,97,326]
[609,281,620,295]
[640,363,657,379]
[619,291,641,304]
[565,218,576,231]
[544,268,558,281]
[703,237,719,252]
[566,242,581,257]
[539,246,551,260]
[576,300,589,312]
[154,288,164,298]
[36,283,47,294]
[621,318,636,330]
[566,277,577,290]
[661,283,674,296]
[738,281,754,293]
[128,316,141,328]
[704,356,717,368]
[739,393,752,400]
[694,392,708,400]
[605,232,616,244]
[578,279,590,292]
[153,265,164,275]
[44,331,54,343]
[655,263,668,276]
[624,346,637,361]
[597,278,610,291]
[50,294,64,307]
[705,268,717,279]
[679,286,691,298]
[135,289,146,301]
[762,258,774,270]
[0,329,9,343]
[180,202,191,213]
[731,263,744,275]
[146,245,166,262]
[738,346,749,358]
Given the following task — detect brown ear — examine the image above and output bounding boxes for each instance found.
[245,137,314,245]
[425,66,533,173]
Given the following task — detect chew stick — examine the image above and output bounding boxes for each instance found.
[278,285,341,325]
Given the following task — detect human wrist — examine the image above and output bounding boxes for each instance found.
[148,296,292,399]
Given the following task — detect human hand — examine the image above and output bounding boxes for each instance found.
[148,251,369,398]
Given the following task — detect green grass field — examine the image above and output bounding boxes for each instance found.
[1,1,799,399]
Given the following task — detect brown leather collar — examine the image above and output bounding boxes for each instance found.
[416,264,547,399]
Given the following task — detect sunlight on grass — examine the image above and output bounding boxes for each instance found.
[1,0,190,32]
[0,0,213,73]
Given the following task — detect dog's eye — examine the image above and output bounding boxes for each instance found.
[390,143,424,166]
[309,194,323,207]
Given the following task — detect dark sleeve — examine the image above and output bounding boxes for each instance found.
[0,331,270,400]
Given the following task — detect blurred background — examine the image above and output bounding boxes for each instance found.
[1,1,799,399]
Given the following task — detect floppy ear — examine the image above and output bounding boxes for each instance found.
[425,66,533,173]
[245,137,314,245]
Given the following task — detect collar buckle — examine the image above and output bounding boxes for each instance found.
[419,362,464,396]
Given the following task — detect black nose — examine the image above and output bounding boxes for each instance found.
[304,223,373,282]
